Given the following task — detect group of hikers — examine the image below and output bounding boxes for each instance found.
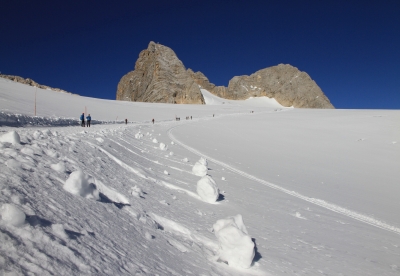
[175,116,192,121]
[80,113,91,127]
[79,113,221,127]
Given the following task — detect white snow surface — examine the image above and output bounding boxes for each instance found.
[0,77,400,275]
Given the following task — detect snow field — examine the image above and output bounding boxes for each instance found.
[0,123,263,275]
[1,79,399,275]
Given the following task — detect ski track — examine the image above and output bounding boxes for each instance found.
[167,125,400,236]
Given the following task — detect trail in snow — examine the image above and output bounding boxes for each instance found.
[168,125,400,236]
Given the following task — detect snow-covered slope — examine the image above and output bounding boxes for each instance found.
[200,88,285,108]
[0,78,399,275]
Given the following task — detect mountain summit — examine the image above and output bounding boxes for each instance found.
[116,42,204,104]
[117,42,334,108]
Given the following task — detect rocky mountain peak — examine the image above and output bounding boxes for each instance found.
[117,42,334,108]
[116,41,204,104]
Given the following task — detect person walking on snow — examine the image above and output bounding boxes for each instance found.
[80,113,85,127]
[152,118,155,124]
[86,114,91,127]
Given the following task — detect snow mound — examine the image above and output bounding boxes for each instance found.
[131,185,143,198]
[50,162,65,172]
[197,175,219,203]
[213,214,255,269]
[135,132,143,139]
[0,131,20,145]
[198,157,208,166]
[192,158,208,176]
[0,203,26,227]
[159,143,168,151]
[63,170,100,200]
[51,224,69,240]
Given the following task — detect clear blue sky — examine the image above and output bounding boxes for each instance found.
[1,0,399,109]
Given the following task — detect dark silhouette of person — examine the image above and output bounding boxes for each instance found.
[152,118,155,124]
[80,113,85,127]
[125,119,128,124]
[86,114,91,127]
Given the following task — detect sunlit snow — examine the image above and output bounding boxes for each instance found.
[0,77,399,275]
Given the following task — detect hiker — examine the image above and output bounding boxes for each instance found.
[152,118,155,124]
[80,113,85,127]
[125,119,128,124]
[86,114,91,127]
[191,116,192,120]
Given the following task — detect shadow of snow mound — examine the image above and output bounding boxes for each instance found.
[99,192,130,209]
[25,215,52,227]
[251,238,262,264]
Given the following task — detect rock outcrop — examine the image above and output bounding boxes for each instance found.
[0,74,73,94]
[116,42,204,104]
[189,64,334,108]
[117,42,334,108]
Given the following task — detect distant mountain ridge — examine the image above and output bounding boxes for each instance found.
[0,74,74,94]
[117,42,334,108]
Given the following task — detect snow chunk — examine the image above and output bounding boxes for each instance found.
[182,158,189,162]
[63,170,100,200]
[164,170,169,175]
[131,185,143,198]
[0,203,26,227]
[51,224,69,240]
[192,158,208,176]
[145,232,153,240]
[171,141,175,145]
[152,138,158,143]
[135,132,143,139]
[169,152,174,156]
[159,143,167,151]
[50,162,65,172]
[5,159,21,170]
[213,214,255,269]
[197,175,219,203]
[198,157,208,166]
[0,131,20,145]
[221,177,226,181]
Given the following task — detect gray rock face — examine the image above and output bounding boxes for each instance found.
[0,74,73,94]
[117,42,333,108]
[116,42,204,104]
[189,64,334,108]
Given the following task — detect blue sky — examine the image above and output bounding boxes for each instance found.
[1,0,399,109]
